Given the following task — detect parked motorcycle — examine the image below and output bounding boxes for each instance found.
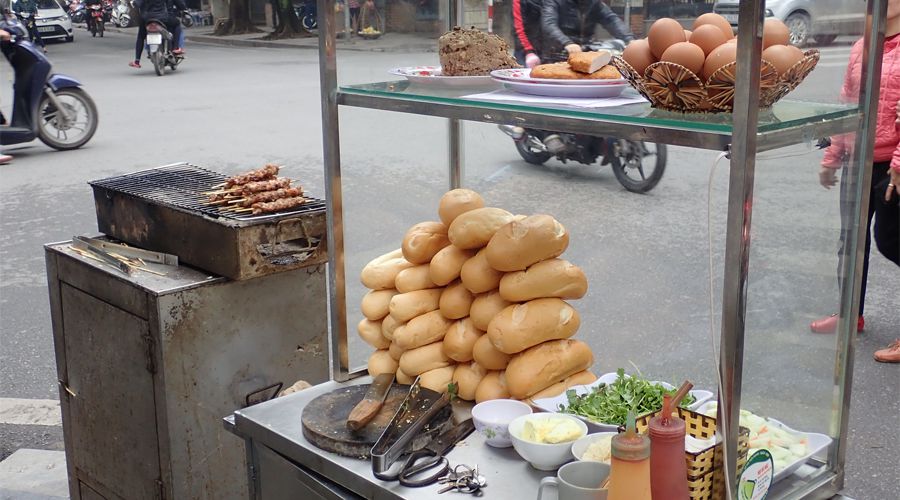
[0,15,99,150]
[180,10,193,27]
[110,0,131,27]
[145,18,183,76]
[500,40,667,193]
[293,0,317,32]
[87,3,104,36]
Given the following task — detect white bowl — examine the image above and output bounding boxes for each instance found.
[508,413,588,470]
[471,399,533,448]
[571,432,618,463]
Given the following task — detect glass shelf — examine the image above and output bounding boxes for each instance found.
[338,80,860,152]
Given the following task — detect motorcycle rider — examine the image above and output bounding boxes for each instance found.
[83,0,102,33]
[129,0,185,68]
[541,0,634,62]
[12,0,45,53]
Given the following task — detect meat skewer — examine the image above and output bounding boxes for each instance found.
[236,178,292,196]
[221,164,280,188]
[233,196,308,215]
[227,187,304,207]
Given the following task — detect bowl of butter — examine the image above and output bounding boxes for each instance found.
[508,413,588,470]
[571,432,617,463]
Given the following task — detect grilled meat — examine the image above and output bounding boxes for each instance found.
[251,196,307,214]
[224,164,280,188]
[235,187,304,207]
[239,178,292,195]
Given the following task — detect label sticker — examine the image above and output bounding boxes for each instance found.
[738,449,774,500]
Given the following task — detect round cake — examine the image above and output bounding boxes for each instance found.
[439,27,520,77]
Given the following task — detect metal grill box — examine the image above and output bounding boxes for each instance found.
[89,163,327,280]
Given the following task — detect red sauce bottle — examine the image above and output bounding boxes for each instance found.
[649,394,691,500]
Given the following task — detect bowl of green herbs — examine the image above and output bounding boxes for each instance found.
[532,368,713,432]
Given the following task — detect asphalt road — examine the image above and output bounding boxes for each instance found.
[1,30,897,498]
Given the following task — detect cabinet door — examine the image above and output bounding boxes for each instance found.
[61,283,162,500]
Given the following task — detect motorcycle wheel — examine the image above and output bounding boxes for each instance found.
[151,51,165,76]
[182,13,194,27]
[37,88,99,151]
[514,135,553,165]
[609,140,667,193]
[301,13,317,31]
[98,20,104,37]
[118,15,129,28]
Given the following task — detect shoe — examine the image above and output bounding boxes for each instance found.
[809,314,864,333]
[0,154,12,165]
[42,47,47,54]
[128,60,140,68]
[172,48,184,55]
[874,339,900,363]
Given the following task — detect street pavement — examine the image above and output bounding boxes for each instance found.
[0,27,897,499]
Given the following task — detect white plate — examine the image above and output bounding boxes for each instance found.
[389,66,496,88]
[532,372,715,432]
[491,68,627,86]
[498,80,629,99]
[695,402,832,483]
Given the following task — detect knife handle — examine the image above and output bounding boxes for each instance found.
[347,400,382,431]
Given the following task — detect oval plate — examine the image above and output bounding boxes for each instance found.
[491,68,627,86]
[389,66,496,88]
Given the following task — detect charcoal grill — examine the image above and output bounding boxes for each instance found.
[90,163,327,280]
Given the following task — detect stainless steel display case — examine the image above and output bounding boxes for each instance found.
[313,0,887,498]
[45,242,329,499]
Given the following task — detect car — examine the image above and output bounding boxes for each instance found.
[713,0,865,46]
[13,0,75,42]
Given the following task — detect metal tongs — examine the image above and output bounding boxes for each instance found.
[370,377,451,480]
[70,236,178,275]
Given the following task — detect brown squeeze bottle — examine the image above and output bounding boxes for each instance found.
[649,394,691,500]
[607,412,652,500]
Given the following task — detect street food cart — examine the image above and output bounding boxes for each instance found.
[226,0,889,498]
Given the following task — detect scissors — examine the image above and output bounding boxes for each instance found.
[374,419,475,487]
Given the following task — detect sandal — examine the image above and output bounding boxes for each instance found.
[128,60,141,68]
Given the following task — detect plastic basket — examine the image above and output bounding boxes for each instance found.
[636,407,749,500]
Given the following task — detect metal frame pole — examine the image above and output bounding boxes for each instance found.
[718,0,765,496]
[830,0,886,487]
[319,0,351,381]
[448,0,464,189]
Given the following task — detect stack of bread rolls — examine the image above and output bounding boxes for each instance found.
[359,189,596,403]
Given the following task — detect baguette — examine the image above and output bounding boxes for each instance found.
[439,188,485,226]
[460,249,504,294]
[469,291,513,331]
[395,366,414,385]
[448,207,516,250]
[381,314,403,341]
[395,264,439,293]
[429,245,475,286]
[486,298,580,354]
[472,333,512,370]
[402,221,450,265]
[418,365,456,394]
[505,339,594,399]
[453,362,487,401]
[393,310,452,350]
[399,341,452,376]
[358,318,390,349]
[388,288,443,323]
[475,371,511,403]
[361,289,399,321]
[498,259,587,302]
[439,280,475,320]
[568,51,612,74]
[485,214,569,272]
[388,341,405,361]
[361,249,415,290]
[367,349,399,377]
[526,370,597,402]
[442,317,483,362]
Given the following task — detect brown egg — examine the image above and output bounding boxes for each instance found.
[762,18,791,48]
[661,42,706,76]
[690,24,728,56]
[622,38,656,76]
[693,12,734,40]
[702,42,738,80]
[648,18,687,59]
[762,44,804,76]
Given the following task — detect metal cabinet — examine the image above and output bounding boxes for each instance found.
[45,242,330,500]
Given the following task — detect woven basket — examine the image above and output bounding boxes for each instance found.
[611,49,819,113]
[636,408,749,500]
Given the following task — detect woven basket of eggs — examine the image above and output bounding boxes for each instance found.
[611,14,819,113]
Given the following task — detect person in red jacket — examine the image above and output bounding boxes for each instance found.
[812,0,900,364]
[512,0,543,68]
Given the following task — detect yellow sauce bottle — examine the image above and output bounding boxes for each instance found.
[607,412,652,500]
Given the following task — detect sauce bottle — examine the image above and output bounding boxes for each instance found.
[607,412,652,500]
[649,393,691,500]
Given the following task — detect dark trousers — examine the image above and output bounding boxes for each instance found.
[838,161,900,316]
[25,19,45,48]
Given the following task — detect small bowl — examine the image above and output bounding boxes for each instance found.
[471,399,533,448]
[571,432,618,463]
[509,413,588,470]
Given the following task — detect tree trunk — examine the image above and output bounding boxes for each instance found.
[265,0,313,39]
[213,0,260,35]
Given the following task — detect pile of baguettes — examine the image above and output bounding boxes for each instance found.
[358,189,598,404]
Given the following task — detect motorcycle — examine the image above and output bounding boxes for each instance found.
[102,0,113,22]
[87,3,104,37]
[293,0,317,32]
[0,15,99,150]
[145,18,183,76]
[110,0,131,27]
[500,40,667,193]
[68,0,85,24]
[180,10,193,27]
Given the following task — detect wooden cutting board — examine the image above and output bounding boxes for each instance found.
[301,384,452,459]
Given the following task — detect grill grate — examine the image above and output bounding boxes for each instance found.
[89,163,326,222]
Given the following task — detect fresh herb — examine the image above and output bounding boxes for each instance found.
[447,381,459,402]
[559,368,696,426]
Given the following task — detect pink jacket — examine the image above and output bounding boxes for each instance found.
[822,33,900,173]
